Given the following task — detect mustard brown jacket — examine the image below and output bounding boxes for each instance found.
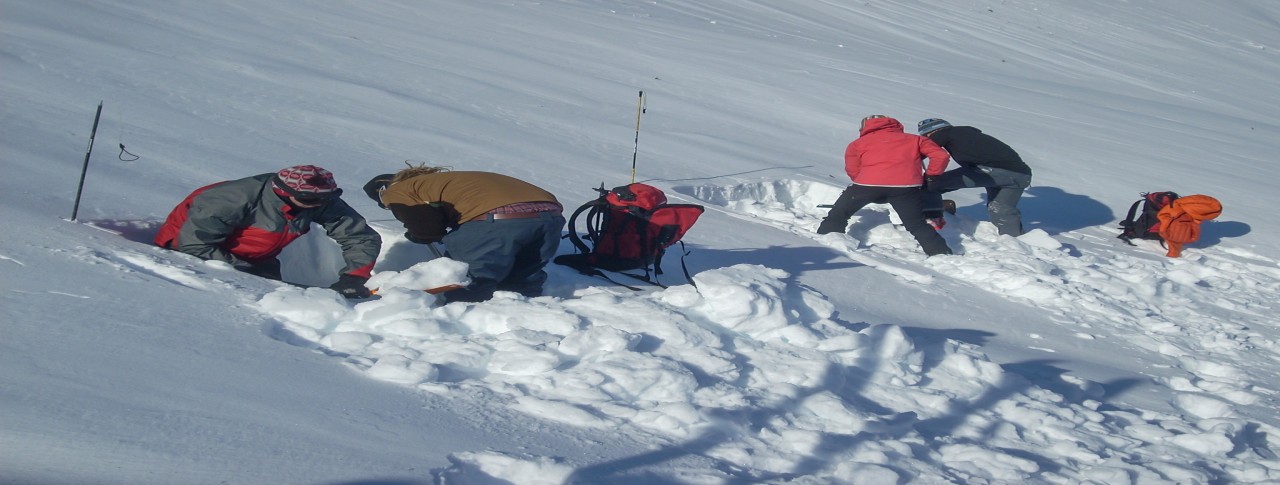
[378,171,560,243]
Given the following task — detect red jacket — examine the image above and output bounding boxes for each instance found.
[844,117,950,186]
[1157,195,1223,258]
[154,173,381,278]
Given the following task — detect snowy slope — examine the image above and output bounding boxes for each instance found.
[2,0,1279,483]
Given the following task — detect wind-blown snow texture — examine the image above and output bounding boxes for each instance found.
[3,1,1278,484]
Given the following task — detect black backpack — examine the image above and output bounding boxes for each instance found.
[1118,191,1179,244]
[554,183,704,288]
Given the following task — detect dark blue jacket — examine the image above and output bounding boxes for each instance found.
[926,126,1032,175]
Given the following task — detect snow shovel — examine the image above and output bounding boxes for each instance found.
[369,284,464,296]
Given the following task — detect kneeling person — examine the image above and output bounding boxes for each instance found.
[154,165,381,298]
[365,165,565,302]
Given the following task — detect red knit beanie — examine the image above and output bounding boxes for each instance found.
[272,165,340,199]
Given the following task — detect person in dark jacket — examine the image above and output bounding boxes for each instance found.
[817,115,953,256]
[917,118,1033,236]
[363,165,564,303]
[154,165,381,299]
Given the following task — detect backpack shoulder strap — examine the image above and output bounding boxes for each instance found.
[564,199,606,254]
[672,240,698,288]
[1117,198,1145,244]
[1118,199,1142,228]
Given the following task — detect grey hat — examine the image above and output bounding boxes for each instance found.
[917,118,951,135]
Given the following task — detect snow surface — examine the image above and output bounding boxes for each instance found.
[3,1,1279,483]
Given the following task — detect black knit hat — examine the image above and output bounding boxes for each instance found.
[362,174,395,209]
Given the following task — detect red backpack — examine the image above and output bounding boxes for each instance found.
[554,183,704,288]
[1118,191,1179,244]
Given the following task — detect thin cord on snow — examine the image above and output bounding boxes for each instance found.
[114,106,140,161]
[118,143,139,161]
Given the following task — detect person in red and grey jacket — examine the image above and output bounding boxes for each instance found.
[816,115,953,256]
[154,165,382,298]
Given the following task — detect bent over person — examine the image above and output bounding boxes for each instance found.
[817,115,953,256]
[917,118,1032,236]
[154,165,381,299]
[363,165,565,303]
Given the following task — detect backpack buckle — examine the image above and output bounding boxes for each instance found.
[611,186,638,202]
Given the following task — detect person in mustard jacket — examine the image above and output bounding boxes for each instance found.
[363,165,564,302]
[817,115,953,256]
[155,165,381,298]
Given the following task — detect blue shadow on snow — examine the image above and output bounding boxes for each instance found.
[953,186,1112,236]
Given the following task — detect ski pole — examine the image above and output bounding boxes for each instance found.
[71,101,104,221]
[630,90,645,183]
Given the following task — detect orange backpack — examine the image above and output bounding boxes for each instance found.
[1156,195,1222,257]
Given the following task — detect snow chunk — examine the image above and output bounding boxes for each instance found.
[940,443,1039,480]
[439,451,574,485]
[366,257,470,292]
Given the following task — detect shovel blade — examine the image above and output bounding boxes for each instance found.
[425,284,466,294]
[370,283,466,296]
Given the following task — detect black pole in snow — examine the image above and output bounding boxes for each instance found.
[71,101,103,221]
[630,90,645,184]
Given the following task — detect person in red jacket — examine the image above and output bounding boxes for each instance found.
[154,165,382,298]
[816,115,953,256]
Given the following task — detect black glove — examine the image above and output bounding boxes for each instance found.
[923,176,939,191]
[233,258,283,281]
[330,274,372,299]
